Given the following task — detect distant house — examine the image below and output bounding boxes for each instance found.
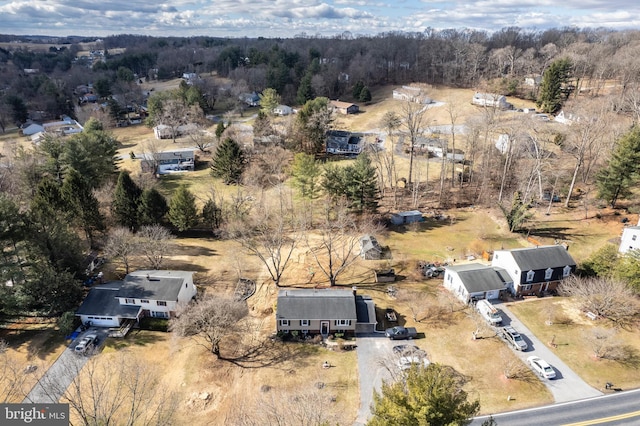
[22,123,44,136]
[619,223,640,254]
[240,92,260,107]
[76,270,197,328]
[330,100,359,115]
[360,235,383,260]
[524,75,542,87]
[472,92,512,110]
[443,263,511,304]
[273,104,293,116]
[555,110,580,125]
[326,130,364,155]
[153,123,198,140]
[390,211,423,225]
[42,115,84,135]
[140,148,196,174]
[491,245,576,296]
[392,85,432,104]
[275,288,376,336]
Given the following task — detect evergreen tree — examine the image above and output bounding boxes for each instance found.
[596,126,640,208]
[296,72,314,105]
[352,80,365,99]
[537,58,572,114]
[138,188,169,225]
[295,97,332,154]
[215,121,227,140]
[202,198,222,232]
[112,171,142,230]
[290,153,322,199]
[359,86,372,103]
[502,191,533,232]
[370,363,479,426]
[259,88,280,116]
[168,185,199,232]
[344,153,379,213]
[61,168,105,248]
[211,138,246,184]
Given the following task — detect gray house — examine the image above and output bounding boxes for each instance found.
[443,263,511,304]
[276,288,376,336]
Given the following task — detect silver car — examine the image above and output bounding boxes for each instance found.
[528,356,556,379]
[74,333,97,354]
[501,326,528,351]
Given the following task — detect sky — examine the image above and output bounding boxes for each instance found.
[1,0,640,39]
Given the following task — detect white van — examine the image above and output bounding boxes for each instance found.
[476,299,503,325]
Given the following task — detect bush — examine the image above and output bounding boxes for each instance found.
[138,317,168,331]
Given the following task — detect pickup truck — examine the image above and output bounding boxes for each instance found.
[385,326,417,340]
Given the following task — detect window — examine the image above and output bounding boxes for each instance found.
[124,298,135,304]
[279,320,290,327]
[156,301,167,306]
[300,319,310,326]
[563,265,572,278]
[335,319,350,327]
[185,283,188,288]
[522,284,531,291]
[526,270,535,282]
[544,268,553,280]
[151,311,168,318]
[140,299,149,304]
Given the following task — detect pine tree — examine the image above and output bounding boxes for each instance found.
[290,153,322,199]
[296,72,314,105]
[202,198,222,232]
[168,185,199,232]
[61,168,105,247]
[211,138,245,184]
[537,58,572,114]
[344,153,379,213]
[138,188,169,225]
[215,121,226,140]
[358,86,372,103]
[259,88,280,116]
[596,126,640,208]
[112,171,142,230]
[352,80,365,99]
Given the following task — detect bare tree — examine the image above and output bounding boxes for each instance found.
[397,289,429,323]
[104,227,138,275]
[401,101,428,185]
[586,327,619,359]
[187,125,216,153]
[500,349,532,381]
[169,295,248,358]
[138,225,175,270]
[0,340,32,402]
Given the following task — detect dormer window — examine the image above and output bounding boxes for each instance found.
[526,270,535,282]
[563,265,572,278]
[545,268,553,280]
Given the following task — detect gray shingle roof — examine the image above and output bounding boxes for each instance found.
[277,289,357,320]
[508,246,576,271]
[447,263,510,293]
[75,285,141,318]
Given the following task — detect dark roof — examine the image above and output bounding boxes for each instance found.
[75,285,140,318]
[355,295,372,323]
[277,289,357,320]
[120,270,193,301]
[508,246,576,270]
[447,263,510,293]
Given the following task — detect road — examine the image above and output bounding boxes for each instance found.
[471,388,640,426]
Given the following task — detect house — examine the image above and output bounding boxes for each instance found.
[443,263,511,304]
[140,148,196,174]
[360,235,383,260]
[76,270,197,328]
[524,75,542,87]
[392,85,432,104]
[491,245,576,296]
[21,123,45,136]
[619,222,640,254]
[555,110,580,125]
[276,288,376,336]
[390,210,423,225]
[326,130,364,155]
[330,100,359,115]
[273,104,293,116]
[472,92,512,110]
[240,92,260,107]
[153,123,198,140]
[42,115,84,135]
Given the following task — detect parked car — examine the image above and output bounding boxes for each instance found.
[398,355,430,371]
[527,356,556,379]
[385,326,418,340]
[501,326,528,351]
[476,299,503,325]
[74,333,97,354]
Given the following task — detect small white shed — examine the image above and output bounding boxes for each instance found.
[391,211,423,225]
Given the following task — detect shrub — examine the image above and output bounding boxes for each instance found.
[139,317,168,331]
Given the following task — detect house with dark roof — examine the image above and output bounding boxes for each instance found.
[443,263,512,304]
[76,270,197,328]
[491,245,576,296]
[276,288,376,336]
[330,100,359,115]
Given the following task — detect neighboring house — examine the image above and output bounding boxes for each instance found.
[555,110,580,125]
[472,92,512,110]
[326,130,364,155]
[390,210,423,225]
[392,85,432,104]
[619,224,640,254]
[140,148,196,174]
[330,100,359,115]
[76,270,197,328]
[153,123,198,140]
[22,123,44,136]
[42,115,84,135]
[276,288,376,336]
[524,75,542,87]
[240,92,260,107]
[491,245,576,296]
[360,235,383,260]
[273,104,293,116]
[443,263,512,304]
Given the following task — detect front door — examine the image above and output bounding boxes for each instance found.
[320,321,329,336]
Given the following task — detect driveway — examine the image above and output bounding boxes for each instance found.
[23,327,107,403]
[495,301,603,402]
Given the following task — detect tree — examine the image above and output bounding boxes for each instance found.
[104,227,138,275]
[289,153,322,199]
[537,58,572,114]
[502,191,532,233]
[295,97,332,154]
[138,188,169,226]
[369,363,480,426]
[137,225,174,270]
[112,171,142,230]
[402,101,427,185]
[296,72,314,105]
[352,80,365,99]
[57,311,77,338]
[211,137,246,184]
[359,86,372,103]
[168,185,198,232]
[215,121,227,140]
[323,154,380,213]
[596,126,640,208]
[259,88,281,116]
[169,295,248,358]
[0,340,31,403]
[16,264,82,315]
[61,168,105,248]
[202,197,223,233]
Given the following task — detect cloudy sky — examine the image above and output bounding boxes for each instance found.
[1,0,639,38]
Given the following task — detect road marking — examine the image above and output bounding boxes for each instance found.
[562,409,640,425]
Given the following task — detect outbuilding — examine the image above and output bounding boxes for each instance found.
[390,210,423,225]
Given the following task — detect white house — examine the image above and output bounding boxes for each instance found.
[619,225,640,254]
[491,245,576,296]
[443,263,511,304]
[140,148,196,174]
[392,85,432,104]
[472,92,512,110]
[76,270,197,327]
[555,110,580,125]
[273,104,293,116]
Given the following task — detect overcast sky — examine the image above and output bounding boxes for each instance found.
[1,0,639,38]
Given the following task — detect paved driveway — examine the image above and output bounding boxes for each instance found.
[496,301,603,402]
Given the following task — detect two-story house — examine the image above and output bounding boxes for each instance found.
[76,270,197,328]
[491,245,576,296]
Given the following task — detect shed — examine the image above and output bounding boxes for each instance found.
[391,210,423,225]
[360,235,383,260]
